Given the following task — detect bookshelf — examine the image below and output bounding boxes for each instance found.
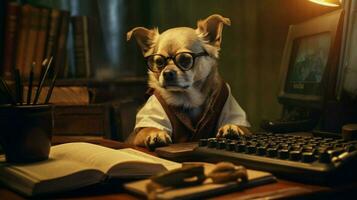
[0,0,148,101]
[0,1,148,141]
[1,0,149,80]
[2,3,63,79]
[1,2,95,79]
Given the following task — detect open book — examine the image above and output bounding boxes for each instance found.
[125,163,276,200]
[0,142,181,196]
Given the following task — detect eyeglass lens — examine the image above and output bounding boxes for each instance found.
[148,52,194,72]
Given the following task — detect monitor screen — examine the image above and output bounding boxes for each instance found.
[278,9,343,110]
[285,32,331,96]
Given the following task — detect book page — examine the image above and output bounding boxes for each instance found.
[2,159,93,182]
[107,148,182,178]
[50,142,181,174]
[119,148,181,171]
[0,157,103,196]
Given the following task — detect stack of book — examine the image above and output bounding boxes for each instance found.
[1,2,93,80]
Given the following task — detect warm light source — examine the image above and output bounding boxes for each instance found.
[309,0,342,7]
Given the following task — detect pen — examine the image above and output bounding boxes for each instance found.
[27,62,35,104]
[44,64,59,104]
[33,57,53,104]
[14,68,23,105]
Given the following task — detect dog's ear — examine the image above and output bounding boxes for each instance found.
[196,14,231,48]
[127,27,158,56]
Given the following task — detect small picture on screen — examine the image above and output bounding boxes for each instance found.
[286,32,331,95]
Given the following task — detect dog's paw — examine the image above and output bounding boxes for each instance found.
[145,130,172,151]
[216,124,250,139]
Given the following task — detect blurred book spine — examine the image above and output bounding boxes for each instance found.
[0,1,112,81]
[23,6,40,77]
[1,2,70,80]
[72,16,91,78]
[44,9,61,69]
[15,4,31,77]
[2,2,20,79]
[33,8,49,79]
[54,11,70,78]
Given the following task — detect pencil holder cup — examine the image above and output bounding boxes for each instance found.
[0,104,53,163]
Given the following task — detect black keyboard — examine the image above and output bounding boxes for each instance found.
[193,133,357,185]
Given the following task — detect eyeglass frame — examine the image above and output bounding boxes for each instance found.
[145,51,209,72]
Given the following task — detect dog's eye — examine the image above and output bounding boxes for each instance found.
[147,55,166,72]
[153,56,166,67]
[175,53,193,70]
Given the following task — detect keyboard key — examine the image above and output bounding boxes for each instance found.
[225,142,235,151]
[235,143,246,152]
[246,145,257,154]
[328,148,344,157]
[302,152,315,163]
[319,151,331,163]
[278,149,289,159]
[267,148,278,157]
[257,147,266,155]
[289,150,301,161]
[302,145,314,152]
[216,141,226,149]
[207,138,217,148]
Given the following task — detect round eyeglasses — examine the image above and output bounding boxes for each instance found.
[145,52,208,72]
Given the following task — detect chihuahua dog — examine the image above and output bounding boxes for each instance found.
[127,14,251,150]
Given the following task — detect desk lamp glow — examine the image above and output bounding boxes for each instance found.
[309,0,342,7]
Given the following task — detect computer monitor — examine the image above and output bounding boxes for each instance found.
[278,9,344,109]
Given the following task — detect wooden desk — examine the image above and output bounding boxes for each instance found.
[0,136,355,200]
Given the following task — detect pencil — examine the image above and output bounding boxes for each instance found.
[14,68,23,105]
[44,65,59,104]
[27,62,35,104]
[33,57,53,104]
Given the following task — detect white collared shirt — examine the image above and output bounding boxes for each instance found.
[134,84,250,136]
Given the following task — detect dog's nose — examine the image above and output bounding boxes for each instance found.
[163,70,177,81]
